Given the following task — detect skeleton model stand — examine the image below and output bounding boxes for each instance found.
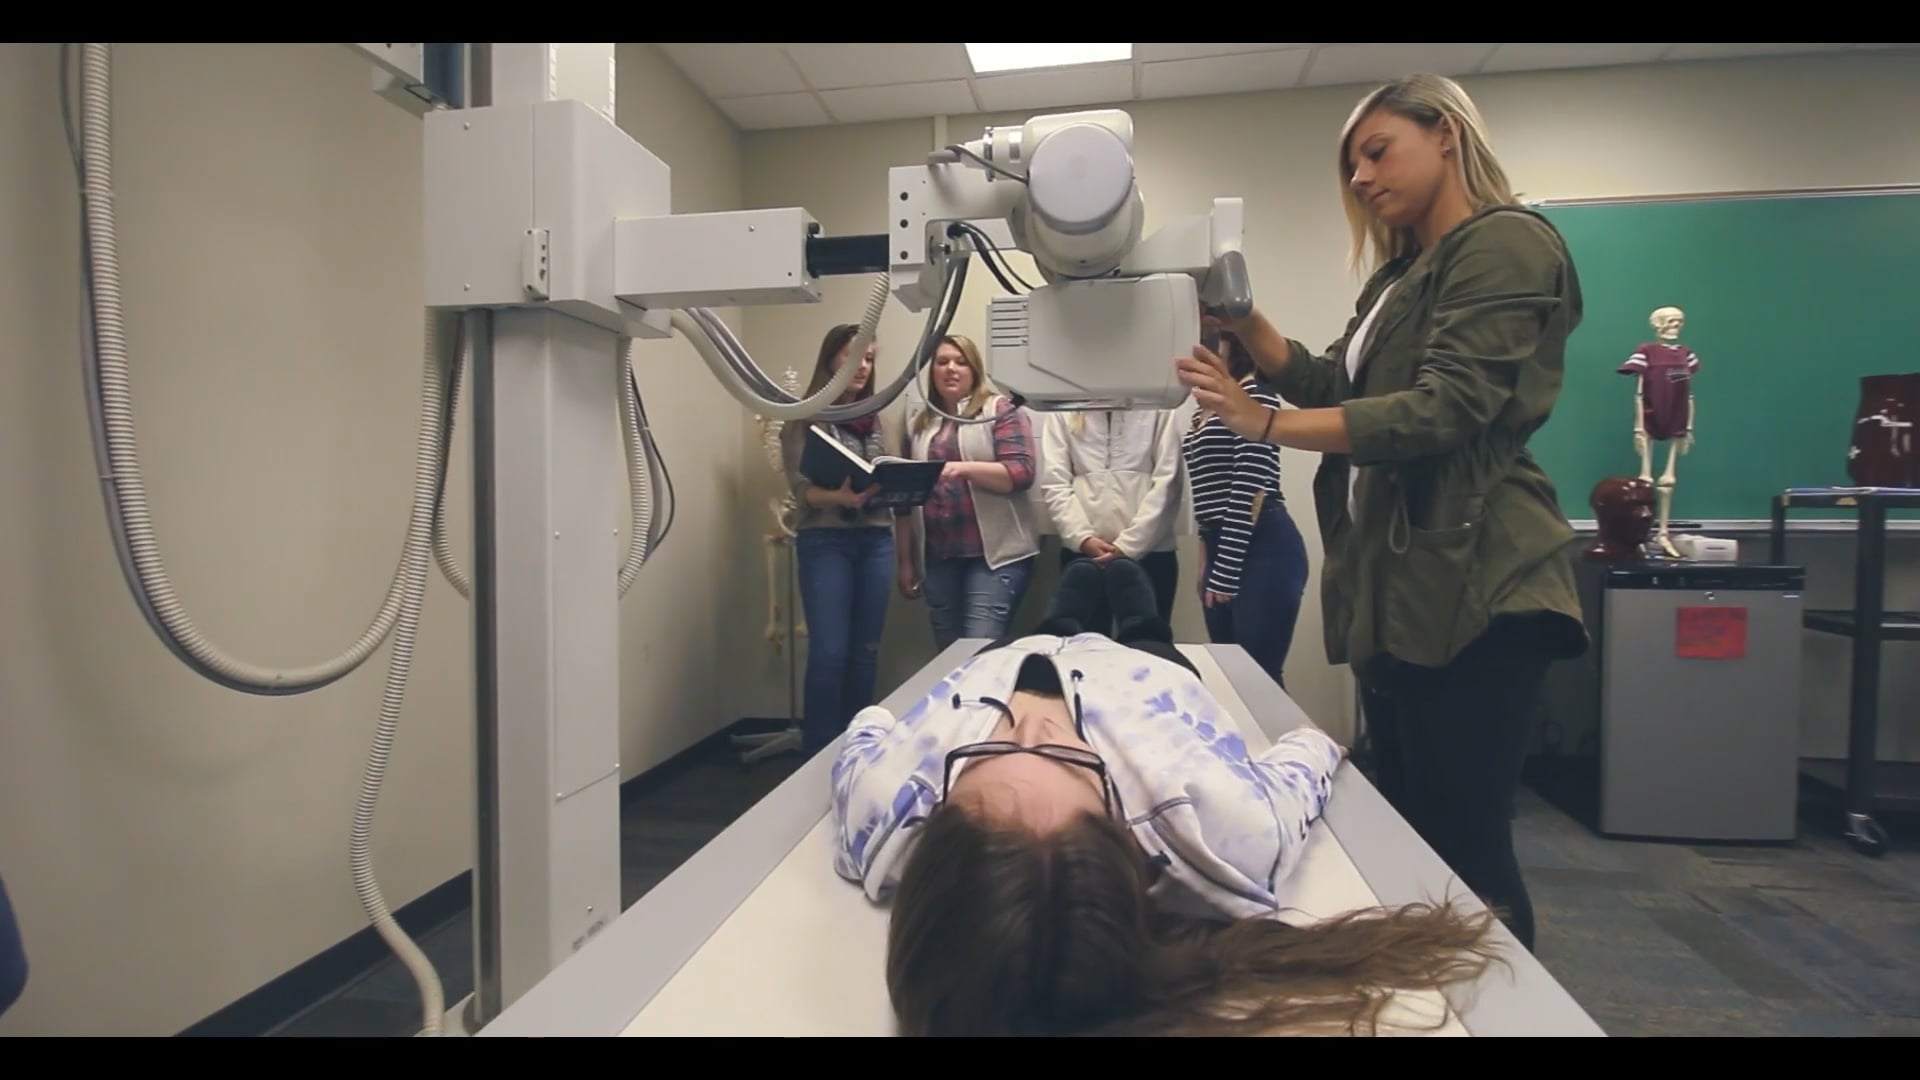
[1618,306,1699,558]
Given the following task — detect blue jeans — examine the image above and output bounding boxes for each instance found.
[0,871,24,1019]
[796,527,895,755]
[922,555,1035,650]
[1201,503,1309,690]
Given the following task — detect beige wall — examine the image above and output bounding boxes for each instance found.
[735,49,1920,750]
[0,42,751,1036]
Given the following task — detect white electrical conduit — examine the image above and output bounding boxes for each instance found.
[686,275,889,420]
[73,42,668,1038]
[686,252,971,427]
[78,39,940,1038]
[79,43,450,1034]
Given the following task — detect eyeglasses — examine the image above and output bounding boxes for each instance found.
[941,741,1115,815]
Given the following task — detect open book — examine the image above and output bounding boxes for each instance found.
[800,424,945,509]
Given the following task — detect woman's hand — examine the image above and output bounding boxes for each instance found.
[896,559,922,601]
[1201,305,1255,337]
[1175,346,1271,442]
[833,477,876,509]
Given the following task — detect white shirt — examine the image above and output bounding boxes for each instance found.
[1038,410,1186,557]
[1342,281,1398,521]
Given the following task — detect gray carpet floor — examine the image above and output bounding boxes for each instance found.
[272,741,1920,1037]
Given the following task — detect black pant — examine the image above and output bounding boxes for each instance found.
[1058,547,1178,633]
[1359,617,1554,952]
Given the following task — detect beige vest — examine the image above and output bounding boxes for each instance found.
[909,395,1040,571]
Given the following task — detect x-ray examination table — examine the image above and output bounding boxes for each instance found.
[479,642,1606,1037]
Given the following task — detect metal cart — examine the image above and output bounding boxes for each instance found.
[1770,488,1920,856]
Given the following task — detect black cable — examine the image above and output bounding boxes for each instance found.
[629,365,676,551]
[948,221,1034,294]
[944,143,1025,184]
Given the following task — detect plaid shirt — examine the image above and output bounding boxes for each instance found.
[920,397,1034,560]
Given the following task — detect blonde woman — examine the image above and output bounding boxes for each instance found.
[1037,401,1185,631]
[897,335,1039,648]
[1176,73,1588,955]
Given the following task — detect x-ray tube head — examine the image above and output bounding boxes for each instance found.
[894,107,1252,411]
[986,274,1201,411]
[1002,113,1145,282]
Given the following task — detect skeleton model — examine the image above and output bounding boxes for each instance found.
[1618,306,1699,558]
[760,366,805,647]
[732,366,808,766]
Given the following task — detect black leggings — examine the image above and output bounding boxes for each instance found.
[1360,617,1553,952]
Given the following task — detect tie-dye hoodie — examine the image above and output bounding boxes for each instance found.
[830,632,1344,921]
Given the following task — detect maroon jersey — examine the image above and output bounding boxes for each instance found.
[1619,342,1699,440]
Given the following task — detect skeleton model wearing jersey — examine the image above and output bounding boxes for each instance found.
[1618,305,1700,558]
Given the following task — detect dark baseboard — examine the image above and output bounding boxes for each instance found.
[176,718,782,1037]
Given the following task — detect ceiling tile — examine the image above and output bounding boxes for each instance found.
[785,42,973,90]
[1301,42,1498,87]
[1661,42,1854,61]
[1479,42,1674,73]
[1135,43,1314,63]
[972,64,1136,113]
[656,43,806,98]
[716,92,831,131]
[820,80,977,123]
[1140,49,1312,100]
[661,43,1889,130]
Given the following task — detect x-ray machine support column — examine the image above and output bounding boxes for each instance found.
[458,44,628,1029]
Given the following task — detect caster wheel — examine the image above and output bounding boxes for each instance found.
[1845,813,1889,857]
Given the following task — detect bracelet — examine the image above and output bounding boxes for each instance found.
[1260,407,1277,445]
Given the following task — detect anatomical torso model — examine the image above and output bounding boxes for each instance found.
[1848,374,1920,488]
[1618,306,1698,558]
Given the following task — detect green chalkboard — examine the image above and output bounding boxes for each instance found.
[1523,188,1920,523]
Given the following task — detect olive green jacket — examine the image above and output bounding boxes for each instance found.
[1269,204,1590,678]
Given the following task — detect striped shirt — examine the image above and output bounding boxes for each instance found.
[1181,379,1283,597]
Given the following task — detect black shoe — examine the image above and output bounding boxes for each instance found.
[1102,557,1159,628]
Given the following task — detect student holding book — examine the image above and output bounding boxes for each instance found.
[781,324,913,756]
[897,335,1041,649]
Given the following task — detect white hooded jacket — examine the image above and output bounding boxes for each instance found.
[829,632,1344,921]
[1040,411,1187,558]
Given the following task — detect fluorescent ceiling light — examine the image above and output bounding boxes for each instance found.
[965,43,1132,74]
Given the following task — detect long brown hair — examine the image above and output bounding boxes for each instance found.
[794,322,877,442]
[804,322,874,402]
[886,801,1506,1037]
